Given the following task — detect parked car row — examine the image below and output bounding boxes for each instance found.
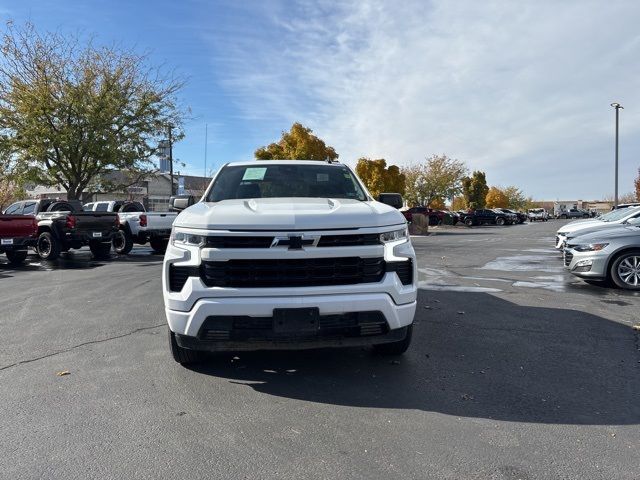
[402,206,531,227]
[556,205,640,290]
[456,208,525,227]
[1,198,178,265]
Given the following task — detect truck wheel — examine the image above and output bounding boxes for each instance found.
[89,241,112,259]
[150,238,168,254]
[560,214,567,219]
[496,217,505,226]
[169,329,202,365]
[609,250,640,291]
[373,325,413,355]
[5,250,28,265]
[37,232,61,261]
[464,218,473,227]
[113,229,133,255]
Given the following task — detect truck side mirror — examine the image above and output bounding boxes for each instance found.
[377,193,403,209]
[169,195,195,212]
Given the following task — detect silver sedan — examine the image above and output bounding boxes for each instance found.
[564,226,640,290]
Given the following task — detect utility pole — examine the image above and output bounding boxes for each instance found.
[168,124,174,196]
[204,123,208,191]
[610,102,623,208]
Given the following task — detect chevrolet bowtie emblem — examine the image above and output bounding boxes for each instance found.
[271,235,318,249]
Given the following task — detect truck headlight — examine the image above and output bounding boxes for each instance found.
[573,243,608,252]
[170,228,206,248]
[380,227,409,244]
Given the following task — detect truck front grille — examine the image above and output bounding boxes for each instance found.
[201,233,381,248]
[386,259,413,285]
[169,257,413,292]
[205,236,274,248]
[201,257,385,288]
[168,265,199,292]
[316,234,380,247]
[198,311,388,341]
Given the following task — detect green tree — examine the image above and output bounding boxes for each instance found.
[402,154,468,207]
[0,142,28,209]
[355,158,405,198]
[485,186,509,208]
[635,168,640,201]
[0,22,185,200]
[502,186,527,210]
[255,123,338,161]
[462,171,489,209]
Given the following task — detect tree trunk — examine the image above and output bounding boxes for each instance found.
[67,183,80,201]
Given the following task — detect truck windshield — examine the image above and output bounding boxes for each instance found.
[206,164,368,202]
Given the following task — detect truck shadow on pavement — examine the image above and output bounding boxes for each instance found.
[189,290,640,426]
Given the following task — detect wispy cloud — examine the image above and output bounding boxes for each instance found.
[204,0,640,199]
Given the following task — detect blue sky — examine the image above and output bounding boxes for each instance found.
[1,0,639,200]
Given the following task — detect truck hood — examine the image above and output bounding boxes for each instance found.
[174,198,406,231]
[570,226,640,243]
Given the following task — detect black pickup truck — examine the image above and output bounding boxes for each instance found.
[460,208,511,226]
[2,199,118,260]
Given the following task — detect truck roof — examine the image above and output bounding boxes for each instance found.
[225,160,343,167]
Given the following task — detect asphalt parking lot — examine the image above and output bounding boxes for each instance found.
[1,221,639,480]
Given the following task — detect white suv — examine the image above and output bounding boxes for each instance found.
[162,161,417,365]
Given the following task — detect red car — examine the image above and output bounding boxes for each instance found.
[0,213,38,265]
[402,207,446,225]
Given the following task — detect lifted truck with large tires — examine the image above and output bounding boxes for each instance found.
[3,199,118,260]
[84,200,177,254]
[0,212,38,265]
[163,161,417,365]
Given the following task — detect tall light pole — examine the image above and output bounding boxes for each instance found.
[610,102,623,208]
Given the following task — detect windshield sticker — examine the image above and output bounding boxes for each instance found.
[242,167,267,181]
[316,173,329,182]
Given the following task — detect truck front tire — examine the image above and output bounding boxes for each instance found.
[5,250,28,265]
[169,329,203,365]
[113,229,134,255]
[37,232,61,261]
[373,325,413,355]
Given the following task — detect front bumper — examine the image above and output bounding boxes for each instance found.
[166,293,417,338]
[163,229,418,347]
[175,325,412,352]
[563,248,609,279]
[555,234,567,249]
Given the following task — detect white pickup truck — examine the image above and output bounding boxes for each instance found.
[527,208,549,222]
[163,160,417,365]
[83,201,177,254]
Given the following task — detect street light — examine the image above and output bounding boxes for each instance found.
[610,102,623,208]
